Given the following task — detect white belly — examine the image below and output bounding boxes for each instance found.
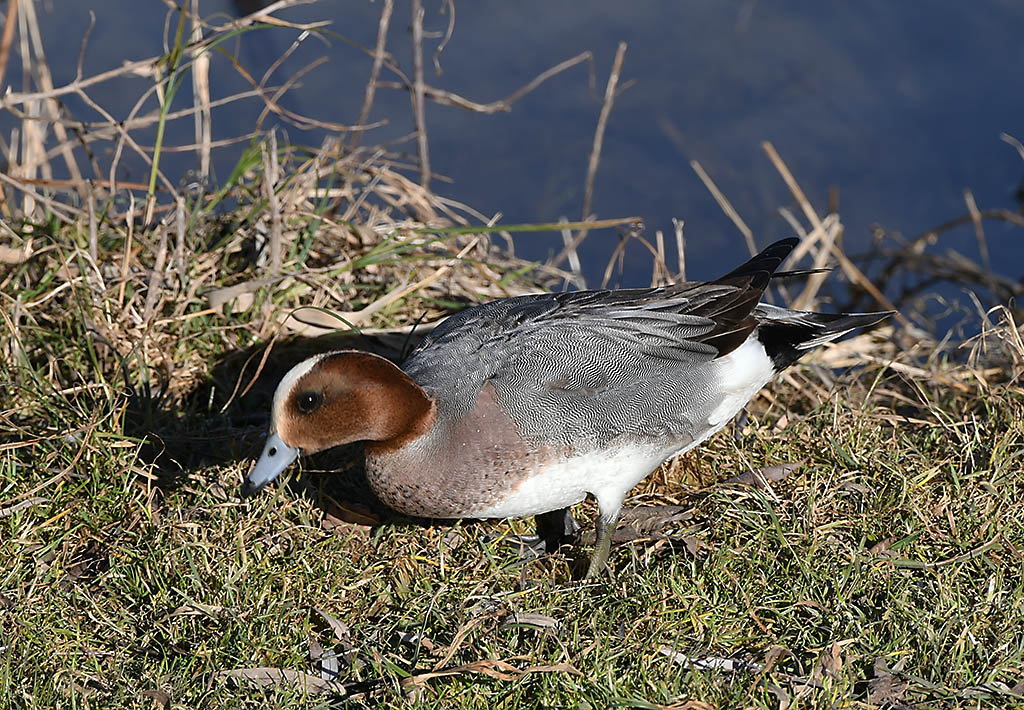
[472,444,670,519]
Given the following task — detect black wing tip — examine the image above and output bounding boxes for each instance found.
[714,238,799,287]
[696,239,802,358]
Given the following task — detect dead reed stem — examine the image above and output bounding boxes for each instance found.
[190,0,212,181]
[673,218,686,282]
[583,42,628,223]
[263,131,282,273]
[690,159,757,257]
[433,0,455,75]
[376,51,593,115]
[559,217,586,290]
[410,0,430,188]
[143,224,170,324]
[349,0,393,151]
[0,0,18,92]
[761,140,907,326]
[551,42,628,269]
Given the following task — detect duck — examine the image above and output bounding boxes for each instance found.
[241,237,891,577]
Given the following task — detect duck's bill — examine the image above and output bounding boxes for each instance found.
[241,432,299,498]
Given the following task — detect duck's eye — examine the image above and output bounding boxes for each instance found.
[296,390,324,415]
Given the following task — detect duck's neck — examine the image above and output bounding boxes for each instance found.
[341,352,436,454]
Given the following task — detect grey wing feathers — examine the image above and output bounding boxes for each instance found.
[402,286,740,447]
[406,236,798,372]
[402,238,802,447]
[405,285,733,385]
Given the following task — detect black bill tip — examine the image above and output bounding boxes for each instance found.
[239,477,266,499]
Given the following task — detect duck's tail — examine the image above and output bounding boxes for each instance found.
[753,303,893,370]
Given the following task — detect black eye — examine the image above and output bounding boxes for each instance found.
[296,390,323,414]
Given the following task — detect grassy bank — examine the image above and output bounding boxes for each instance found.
[2,2,1024,708]
[3,239,1023,708]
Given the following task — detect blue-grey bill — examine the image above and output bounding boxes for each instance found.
[241,432,299,497]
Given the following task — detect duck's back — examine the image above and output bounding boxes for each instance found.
[401,282,760,452]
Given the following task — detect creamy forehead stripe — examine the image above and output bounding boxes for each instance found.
[271,354,324,430]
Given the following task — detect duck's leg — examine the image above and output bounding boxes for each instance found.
[585,499,624,578]
[499,507,579,561]
[535,507,580,553]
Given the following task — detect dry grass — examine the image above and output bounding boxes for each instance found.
[2,1,1024,708]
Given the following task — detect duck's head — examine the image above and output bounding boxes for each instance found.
[241,350,435,497]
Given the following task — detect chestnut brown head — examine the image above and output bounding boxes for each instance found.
[241,350,435,497]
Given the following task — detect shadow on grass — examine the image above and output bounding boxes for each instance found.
[121,326,432,529]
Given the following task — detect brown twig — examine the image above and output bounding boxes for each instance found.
[559,217,586,290]
[582,43,626,224]
[793,214,841,310]
[963,188,991,273]
[1000,132,1024,162]
[432,0,455,76]
[174,196,186,287]
[0,0,18,91]
[911,208,1024,247]
[653,229,666,287]
[503,51,594,106]
[375,80,512,114]
[349,0,393,151]
[551,43,628,269]
[377,51,594,116]
[410,0,430,188]
[600,232,630,288]
[142,224,169,324]
[761,140,906,326]
[690,159,757,256]
[673,218,686,281]
[189,0,212,181]
[87,189,97,262]
[263,130,282,273]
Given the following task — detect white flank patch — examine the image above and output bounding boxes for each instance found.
[272,354,324,430]
[707,333,776,427]
[472,444,670,519]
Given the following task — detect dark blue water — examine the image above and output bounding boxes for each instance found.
[9,0,1024,294]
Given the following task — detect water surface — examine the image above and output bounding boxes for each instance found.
[9,0,1024,294]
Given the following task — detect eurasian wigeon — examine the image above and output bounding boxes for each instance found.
[242,238,890,576]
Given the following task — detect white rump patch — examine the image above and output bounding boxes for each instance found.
[707,334,776,427]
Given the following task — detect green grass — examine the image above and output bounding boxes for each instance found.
[2,260,1023,708]
[1,99,1022,707]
